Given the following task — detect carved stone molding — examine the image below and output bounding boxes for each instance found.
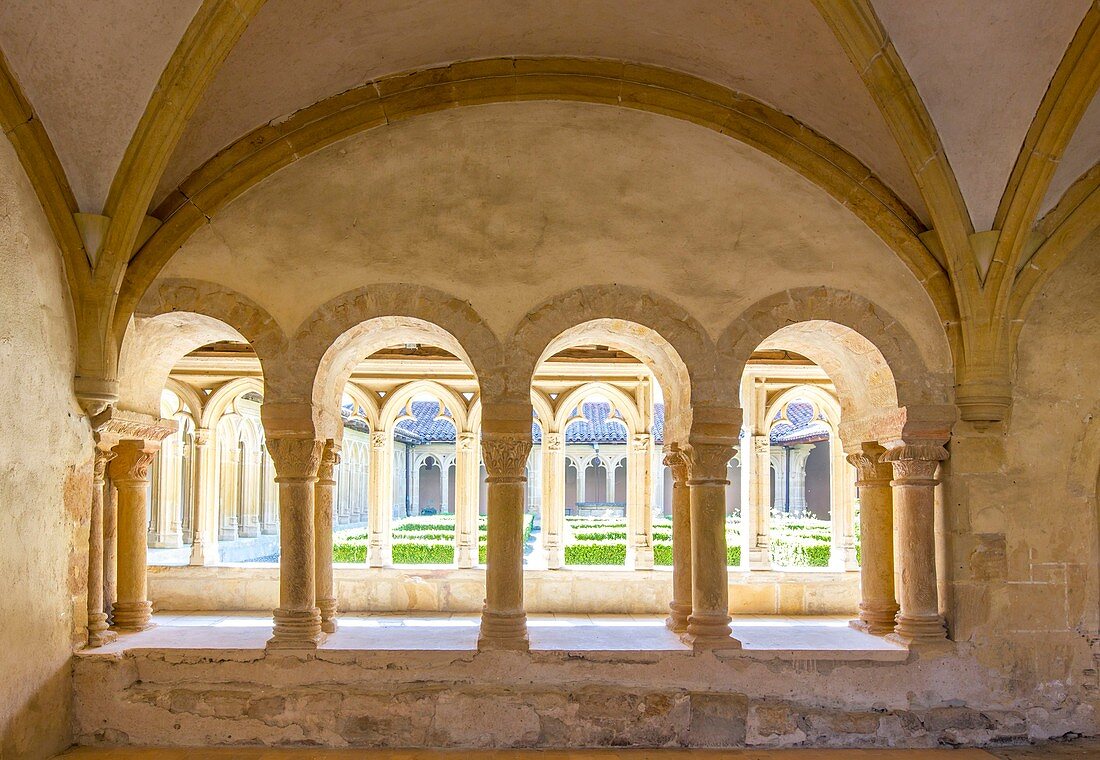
[317,440,340,483]
[108,443,156,485]
[662,447,690,485]
[686,442,734,484]
[882,443,949,486]
[481,433,532,481]
[266,437,323,481]
[95,407,177,444]
[846,443,892,487]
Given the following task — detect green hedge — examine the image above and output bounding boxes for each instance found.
[770,537,831,568]
[392,540,454,564]
[565,541,627,565]
[333,540,367,563]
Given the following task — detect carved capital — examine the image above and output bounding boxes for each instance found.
[108,441,157,484]
[686,442,734,484]
[370,431,388,450]
[193,428,211,447]
[457,431,478,452]
[882,443,948,486]
[481,432,532,481]
[92,446,116,484]
[317,440,340,482]
[544,432,564,452]
[846,443,892,487]
[662,447,690,485]
[266,437,323,481]
[98,408,177,443]
[631,434,651,454]
[752,434,770,455]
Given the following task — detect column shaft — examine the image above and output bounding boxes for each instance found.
[267,436,325,649]
[455,432,480,568]
[664,446,691,632]
[189,429,214,565]
[110,439,159,630]
[86,444,117,647]
[884,443,948,644]
[368,431,393,566]
[541,432,565,569]
[627,434,654,569]
[478,431,532,651]
[684,442,740,650]
[847,445,899,634]
[103,477,118,623]
[315,440,339,633]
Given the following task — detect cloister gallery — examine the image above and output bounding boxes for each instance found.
[0,1,1098,757]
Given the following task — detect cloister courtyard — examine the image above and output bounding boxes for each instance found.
[1,1,1099,757]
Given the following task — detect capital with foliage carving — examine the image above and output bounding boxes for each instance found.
[686,442,734,485]
[662,446,690,485]
[108,441,157,484]
[317,440,340,483]
[457,431,478,452]
[92,446,116,484]
[193,428,212,447]
[267,437,323,482]
[544,432,564,452]
[846,443,892,487]
[481,432,532,482]
[881,443,948,486]
[370,431,388,450]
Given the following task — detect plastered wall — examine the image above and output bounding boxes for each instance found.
[0,138,88,758]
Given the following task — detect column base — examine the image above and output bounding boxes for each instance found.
[681,612,741,651]
[456,543,477,569]
[887,612,948,645]
[628,545,655,571]
[665,601,691,633]
[238,526,260,538]
[267,607,326,650]
[111,601,153,631]
[318,597,338,634]
[544,543,564,570]
[745,544,771,569]
[86,613,118,648]
[261,524,278,535]
[850,602,900,636]
[477,609,529,651]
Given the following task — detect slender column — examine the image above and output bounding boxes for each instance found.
[439,458,451,513]
[219,443,239,541]
[541,432,565,569]
[683,441,741,649]
[110,439,160,631]
[882,442,949,644]
[664,445,692,633]
[86,443,118,647]
[188,429,216,565]
[847,444,899,634]
[314,440,339,634]
[831,440,859,571]
[410,456,422,513]
[367,431,393,566]
[771,451,787,511]
[604,461,615,504]
[788,444,813,515]
[266,436,326,649]
[261,448,279,534]
[148,433,182,548]
[455,432,480,568]
[478,430,532,651]
[627,433,654,569]
[743,433,772,569]
[575,460,587,506]
[103,475,118,622]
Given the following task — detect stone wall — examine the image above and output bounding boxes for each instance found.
[0,139,88,758]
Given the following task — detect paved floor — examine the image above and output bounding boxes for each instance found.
[80,612,907,659]
[53,740,1100,758]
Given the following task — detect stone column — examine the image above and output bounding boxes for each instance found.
[367,431,393,566]
[575,460,587,506]
[627,433,654,569]
[478,430,532,651]
[266,436,326,649]
[110,439,161,630]
[831,440,859,571]
[314,440,339,634]
[148,432,182,548]
[86,442,118,647]
[788,444,814,515]
[219,442,239,541]
[742,432,772,569]
[771,450,787,511]
[541,432,565,569]
[882,442,949,644]
[684,441,740,649]
[604,460,615,504]
[846,444,898,634]
[664,446,692,633]
[261,448,279,534]
[189,428,220,565]
[238,447,262,538]
[455,432,480,568]
[103,474,118,622]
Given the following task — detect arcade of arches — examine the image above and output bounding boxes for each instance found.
[1,1,1099,755]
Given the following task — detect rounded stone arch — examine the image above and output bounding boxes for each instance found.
[119,278,284,417]
[272,284,500,437]
[201,377,265,431]
[379,379,470,433]
[527,390,555,435]
[718,287,954,422]
[553,381,643,437]
[506,285,711,442]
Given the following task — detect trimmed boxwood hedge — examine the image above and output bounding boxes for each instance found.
[770,537,831,567]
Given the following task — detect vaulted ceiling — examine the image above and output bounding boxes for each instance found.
[1,0,1094,231]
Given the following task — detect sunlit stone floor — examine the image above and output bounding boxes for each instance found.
[83,612,907,659]
[54,739,1100,758]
